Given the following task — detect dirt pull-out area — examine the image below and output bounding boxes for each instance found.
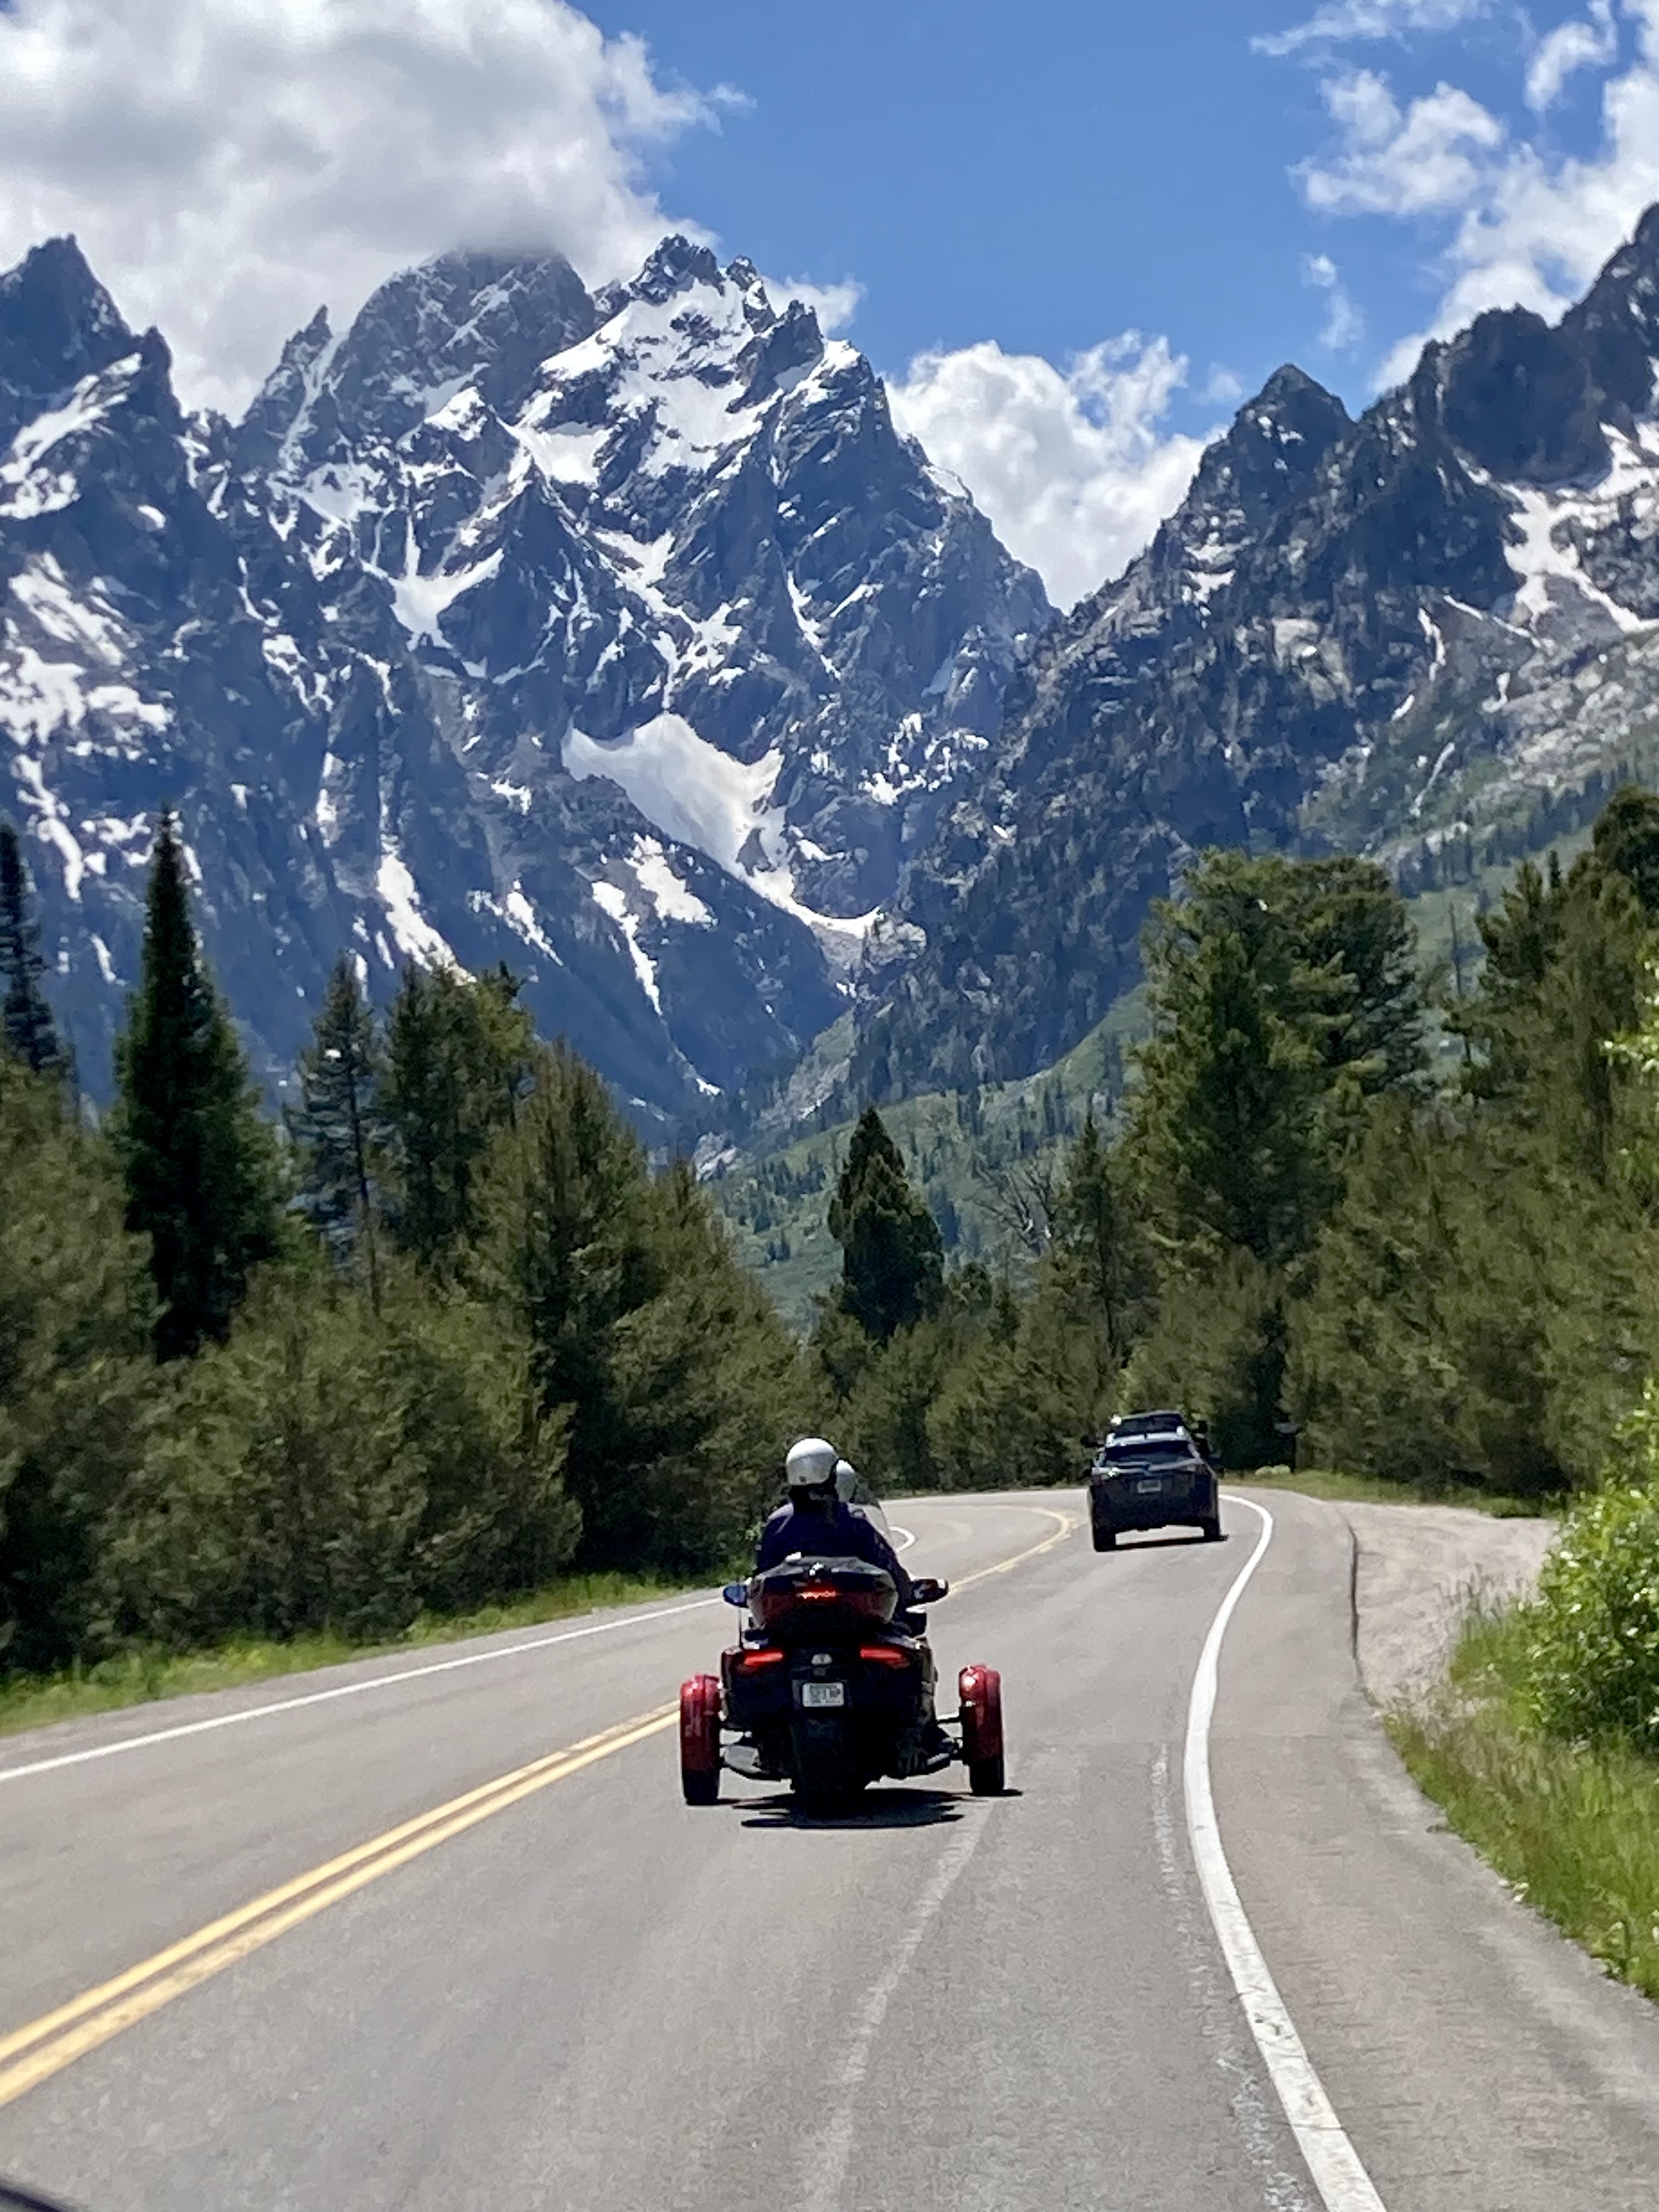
[1340,1502,1558,1707]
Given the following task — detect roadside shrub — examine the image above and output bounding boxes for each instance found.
[1523,1480,1659,1751]
[101,1265,575,1647]
[1522,1385,1659,1750]
[0,1059,155,1672]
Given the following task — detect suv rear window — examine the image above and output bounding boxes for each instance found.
[1101,1436,1193,1464]
[1111,1413,1183,1438]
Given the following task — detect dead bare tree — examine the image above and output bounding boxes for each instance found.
[969,1148,1060,1259]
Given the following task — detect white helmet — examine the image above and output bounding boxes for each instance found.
[833,1458,859,1504]
[785,1436,839,1494]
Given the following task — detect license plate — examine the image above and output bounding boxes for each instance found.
[1136,1478,1164,1494]
[799,1680,845,1708]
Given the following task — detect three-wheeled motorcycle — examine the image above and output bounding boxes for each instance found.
[679,1555,1005,1805]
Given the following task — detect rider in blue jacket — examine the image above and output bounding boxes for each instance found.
[754,1437,917,1607]
[755,1440,948,1760]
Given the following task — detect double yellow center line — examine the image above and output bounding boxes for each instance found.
[0,1703,675,2111]
[0,1502,1077,2113]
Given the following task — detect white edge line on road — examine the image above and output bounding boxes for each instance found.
[889,1526,916,1552]
[1185,1494,1389,2212]
[0,1596,725,1788]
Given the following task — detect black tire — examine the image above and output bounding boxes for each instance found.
[1200,1516,1222,1542]
[681,1766,718,1806]
[1092,1522,1117,1551]
[968,1752,1006,1796]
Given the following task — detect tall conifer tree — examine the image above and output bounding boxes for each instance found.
[115,812,279,1360]
[0,822,65,1077]
[382,962,534,1271]
[828,1107,944,1341]
[1052,1110,1155,1369]
[290,955,388,1309]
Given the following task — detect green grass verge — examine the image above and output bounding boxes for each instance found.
[1237,1464,1560,1518]
[1390,1604,1659,2002]
[0,1572,690,1743]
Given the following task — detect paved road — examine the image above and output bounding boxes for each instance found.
[4,1488,1659,2212]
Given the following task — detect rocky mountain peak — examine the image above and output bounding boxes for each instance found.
[849,201,1659,1107]
[0,236,138,449]
[1428,305,1611,487]
[631,234,725,306]
[3,227,1047,1124]
[1176,362,1351,544]
[235,247,596,480]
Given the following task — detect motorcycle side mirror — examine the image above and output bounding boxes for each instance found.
[721,1582,749,1607]
[909,1577,948,1605]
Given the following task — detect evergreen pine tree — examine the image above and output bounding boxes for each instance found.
[114,813,279,1361]
[480,1042,792,1572]
[1131,918,1324,1266]
[383,962,535,1271]
[289,955,388,1308]
[1592,784,1659,918]
[1,1054,154,1669]
[827,1107,944,1341]
[1051,1110,1155,1369]
[0,821,65,1077]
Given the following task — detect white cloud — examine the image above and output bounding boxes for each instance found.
[888,336,1210,610]
[1282,1,1659,387]
[769,276,864,335]
[1303,251,1366,348]
[1299,69,1506,215]
[1525,1,1619,111]
[1255,1,1487,59]
[0,0,726,414]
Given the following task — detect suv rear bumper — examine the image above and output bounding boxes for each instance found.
[1089,1476,1218,1532]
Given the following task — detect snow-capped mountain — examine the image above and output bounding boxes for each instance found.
[0,233,1048,1113]
[18,202,1659,1131]
[849,205,1659,1099]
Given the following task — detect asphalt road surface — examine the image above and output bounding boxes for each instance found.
[6,1487,1659,2212]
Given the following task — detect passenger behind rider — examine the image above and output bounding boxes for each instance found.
[755,1436,918,1610]
[755,1438,948,1754]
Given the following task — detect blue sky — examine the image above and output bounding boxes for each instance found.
[571,0,1659,597]
[2,2,1658,603]
[583,0,1643,414]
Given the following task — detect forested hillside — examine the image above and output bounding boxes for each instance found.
[9,780,1659,1688]
[791,787,1659,1500]
[0,816,798,1679]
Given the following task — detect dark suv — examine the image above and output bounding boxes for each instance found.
[1087,1413,1221,1550]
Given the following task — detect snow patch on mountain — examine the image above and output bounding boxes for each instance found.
[376,848,458,968]
[591,878,662,1012]
[629,836,711,926]
[563,715,782,888]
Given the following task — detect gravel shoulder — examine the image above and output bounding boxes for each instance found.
[1340,1500,1558,1707]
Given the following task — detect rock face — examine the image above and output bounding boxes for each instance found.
[14,202,1659,1126]
[852,205,1659,1100]
[0,234,1048,1114]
